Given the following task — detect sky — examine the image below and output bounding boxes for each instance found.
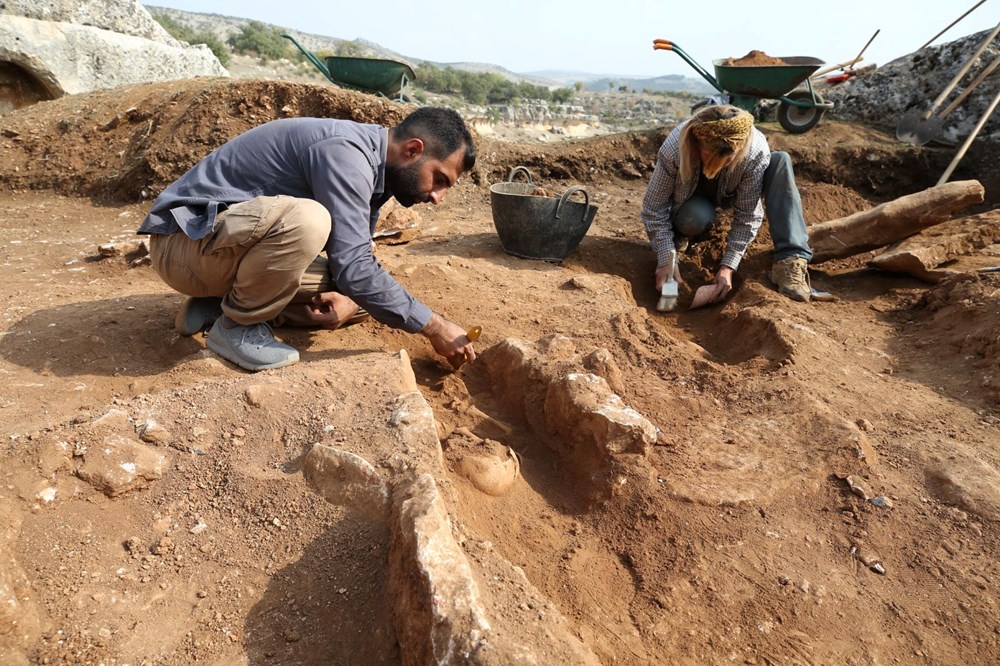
[149,0,998,79]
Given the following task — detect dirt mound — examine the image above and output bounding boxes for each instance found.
[1,78,970,208]
[0,79,408,202]
[918,272,1000,403]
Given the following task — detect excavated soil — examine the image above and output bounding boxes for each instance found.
[721,51,788,67]
[2,78,1000,664]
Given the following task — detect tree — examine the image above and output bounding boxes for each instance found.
[551,88,574,104]
[337,40,365,57]
[227,21,292,61]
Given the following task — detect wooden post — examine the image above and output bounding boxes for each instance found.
[808,180,984,263]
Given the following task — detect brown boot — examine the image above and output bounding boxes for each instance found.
[770,257,811,302]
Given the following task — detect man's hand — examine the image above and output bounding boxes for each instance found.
[655,261,686,290]
[420,313,476,369]
[298,292,363,330]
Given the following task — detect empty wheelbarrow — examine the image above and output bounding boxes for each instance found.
[283,34,415,100]
[490,167,597,263]
[653,39,834,133]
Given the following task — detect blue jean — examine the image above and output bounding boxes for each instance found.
[672,151,813,262]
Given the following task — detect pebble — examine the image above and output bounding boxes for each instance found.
[845,475,871,501]
[870,496,894,509]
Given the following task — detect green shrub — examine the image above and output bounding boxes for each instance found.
[413,63,574,106]
[152,13,231,67]
[227,21,292,62]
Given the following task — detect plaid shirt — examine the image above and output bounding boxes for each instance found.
[641,121,771,270]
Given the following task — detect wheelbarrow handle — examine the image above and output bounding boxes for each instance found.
[652,38,723,94]
[281,33,332,81]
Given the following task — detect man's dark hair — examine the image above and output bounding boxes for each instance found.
[396,107,476,172]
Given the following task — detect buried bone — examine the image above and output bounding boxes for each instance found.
[455,446,521,497]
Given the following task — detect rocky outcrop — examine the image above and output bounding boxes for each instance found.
[826,28,1000,142]
[3,0,179,44]
[0,0,226,110]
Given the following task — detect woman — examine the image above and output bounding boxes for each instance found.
[641,104,813,304]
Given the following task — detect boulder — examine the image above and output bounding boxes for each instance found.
[826,27,1000,142]
[2,0,180,43]
[0,0,227,110]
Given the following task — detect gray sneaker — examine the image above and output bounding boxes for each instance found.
[175,297,223,336]
[770,257,812,302]
[206,316,300,371]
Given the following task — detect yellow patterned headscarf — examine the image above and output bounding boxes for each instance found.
[691,108,754,151]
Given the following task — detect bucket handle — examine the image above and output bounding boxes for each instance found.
[555,185,591,220]
[507,166,534,184]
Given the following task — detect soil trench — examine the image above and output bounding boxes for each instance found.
[1,79,999,664]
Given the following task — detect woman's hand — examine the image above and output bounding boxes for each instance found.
[704,266,734,303]
[654,262,685,290]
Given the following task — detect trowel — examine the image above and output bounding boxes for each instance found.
[656,250,679,312]
[689,284,724,310]
[451,325,483,371]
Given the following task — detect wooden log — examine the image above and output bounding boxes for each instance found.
[867,210,1000,282]
[808,180,984,263]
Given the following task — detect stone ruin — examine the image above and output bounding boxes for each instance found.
[0,0,227,112]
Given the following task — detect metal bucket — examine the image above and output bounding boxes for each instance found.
[489,167,597,263]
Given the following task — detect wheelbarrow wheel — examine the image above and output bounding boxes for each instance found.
[777,90,825,134]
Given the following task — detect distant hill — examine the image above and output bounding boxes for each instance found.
[147,7,708,94]
[528,70,714,94]
[584,74,715,95]
[440,63,558,88]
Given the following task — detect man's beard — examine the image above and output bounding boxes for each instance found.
[386,158,427,208]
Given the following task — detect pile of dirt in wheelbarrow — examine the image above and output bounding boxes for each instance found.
[722,50,788,67]
[2,77,1000,665]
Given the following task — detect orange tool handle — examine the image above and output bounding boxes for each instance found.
[652,39,674,51]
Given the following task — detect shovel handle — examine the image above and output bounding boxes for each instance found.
[925,22,1000,120]
[938,85,1000,185]
[938,56,1000,119]
[919,0,989,51]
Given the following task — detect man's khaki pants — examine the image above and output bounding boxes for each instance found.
[149,196,335,326]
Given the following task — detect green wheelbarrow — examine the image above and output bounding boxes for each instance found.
[282,34,416,101]
[653,39,833,133]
